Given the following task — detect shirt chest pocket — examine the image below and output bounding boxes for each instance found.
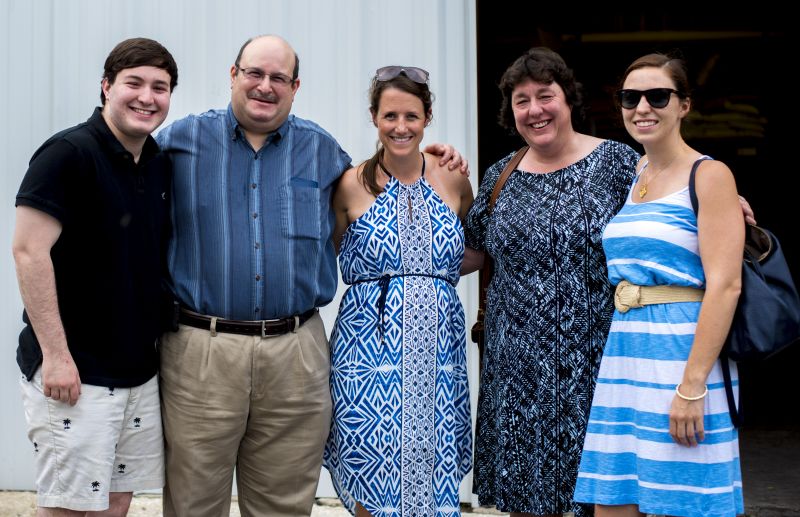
[281,177,321,239]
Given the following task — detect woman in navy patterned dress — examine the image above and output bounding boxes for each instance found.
[464,48,640,517]
[323,67,476,517]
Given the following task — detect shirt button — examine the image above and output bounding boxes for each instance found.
[255,242,261,249]
[255,275,261,281]
[252,212,258,219]
[255,307,260,313]
[251,183,257,189]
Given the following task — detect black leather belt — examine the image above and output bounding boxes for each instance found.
[179,307,317,337]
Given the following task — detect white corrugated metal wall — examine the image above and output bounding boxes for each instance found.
[0,0,480,502]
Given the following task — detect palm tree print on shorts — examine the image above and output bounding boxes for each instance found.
[91,481,100,492]
[62,418,71,430]
[133,417,141,428]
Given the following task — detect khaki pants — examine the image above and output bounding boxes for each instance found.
[159,312,332,517]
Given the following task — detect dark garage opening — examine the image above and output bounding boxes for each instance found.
[475,6,797,514]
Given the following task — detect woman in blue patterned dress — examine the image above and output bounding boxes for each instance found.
[323,67,476,517]
[464,47,641,517]
[574,54,745,516]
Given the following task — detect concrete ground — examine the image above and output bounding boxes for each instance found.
[0,493,513,517]
[2,427,796,517]
[739,425,800,516]
[0,493,355,516]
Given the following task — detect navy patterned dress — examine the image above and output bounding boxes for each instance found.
[324,170,472,516]
[464,141,639,515]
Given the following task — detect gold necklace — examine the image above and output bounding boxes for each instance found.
[638,156,678,199]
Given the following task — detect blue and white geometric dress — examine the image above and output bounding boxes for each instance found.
[574,171,745,517]
[323,172,472,516]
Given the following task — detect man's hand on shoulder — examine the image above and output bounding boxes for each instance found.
[423,143,470,176]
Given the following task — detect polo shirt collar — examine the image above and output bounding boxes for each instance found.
[226,103,291,146]
[87,107,160,163]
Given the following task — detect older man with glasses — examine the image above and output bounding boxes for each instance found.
[155,34,466,517]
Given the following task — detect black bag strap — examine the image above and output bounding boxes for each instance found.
[720,355,742,427]
[688,156,742,427]
[688,156,711,215]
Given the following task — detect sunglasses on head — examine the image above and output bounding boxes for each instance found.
[375,66,430,84]
[617,88,683,109]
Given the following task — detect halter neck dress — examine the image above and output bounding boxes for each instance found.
[323,160,471,517]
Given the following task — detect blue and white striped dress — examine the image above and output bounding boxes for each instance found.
[573,171,745,517]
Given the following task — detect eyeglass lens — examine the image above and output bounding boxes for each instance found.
[239,67,292,86]
[618,88,676,109]
[376,66,429,84]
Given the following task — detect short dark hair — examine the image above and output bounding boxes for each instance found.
[100,38,178,105]
[497,47,583,134]
[620,53,690,100]
[234,36,300,80]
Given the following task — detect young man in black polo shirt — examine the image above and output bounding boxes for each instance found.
[12,38,177,516]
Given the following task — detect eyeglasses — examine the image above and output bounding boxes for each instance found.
[617,88,683,109]
[375,66,429,84]
[236,67,295,87]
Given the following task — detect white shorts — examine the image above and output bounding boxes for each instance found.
[19,369,164,512]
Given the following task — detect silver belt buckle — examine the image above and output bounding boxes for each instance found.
[260,317,284,338]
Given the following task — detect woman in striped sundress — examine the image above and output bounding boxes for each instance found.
[574,54,745,516]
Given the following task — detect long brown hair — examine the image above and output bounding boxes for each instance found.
[361,73,433,196]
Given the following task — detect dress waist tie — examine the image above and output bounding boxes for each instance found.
[351,273,455,344]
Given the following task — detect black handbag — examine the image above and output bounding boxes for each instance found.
[689,158,800,426]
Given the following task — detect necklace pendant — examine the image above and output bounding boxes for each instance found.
[638,186,647,199]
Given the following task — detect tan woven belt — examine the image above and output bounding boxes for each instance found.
[614,280,704,313]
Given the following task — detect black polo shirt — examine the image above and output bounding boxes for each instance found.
[16,108,171,388]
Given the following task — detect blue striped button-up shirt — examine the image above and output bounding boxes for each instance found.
[157,105,351,320]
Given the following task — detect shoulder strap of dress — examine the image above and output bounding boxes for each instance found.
[636,160,649,177]
[488,146,528,215]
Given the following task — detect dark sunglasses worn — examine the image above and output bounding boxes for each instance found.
[617,88,683,109]
[376,66,429,84]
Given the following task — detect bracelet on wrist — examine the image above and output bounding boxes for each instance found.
[675,383,708,401]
